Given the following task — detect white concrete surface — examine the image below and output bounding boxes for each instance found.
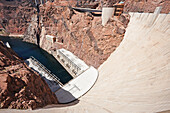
[46,35,57,43]
[57,49,89,77]
[58,49,89,71]
[55,66,98,103]
[5,42,11,48]
[102,7,115,26]
[149,6,162,26]
[1,12,170,113]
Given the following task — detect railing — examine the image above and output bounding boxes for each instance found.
[30,56,63,86]
[114,3,124,16]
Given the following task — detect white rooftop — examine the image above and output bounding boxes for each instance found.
[46,35,54,38]
[58,48,89,71]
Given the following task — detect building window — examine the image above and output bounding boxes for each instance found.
[61,59,65,63]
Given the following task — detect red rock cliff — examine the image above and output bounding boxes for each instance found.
[124,0,170,13]
[0,40,58,109]
[38,1,129,68]
[0,0,36,34]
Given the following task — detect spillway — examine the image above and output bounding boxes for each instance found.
[1,12,170,113]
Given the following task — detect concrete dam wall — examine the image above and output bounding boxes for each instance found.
[82,13,170,113]
[1,12,170,113]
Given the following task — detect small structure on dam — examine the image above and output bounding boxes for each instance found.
[56,48,89,78]
[102,2,124,26]
[46,35,57,43]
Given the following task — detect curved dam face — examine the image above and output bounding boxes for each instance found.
[81,13,170,113]
[1,13,170,113]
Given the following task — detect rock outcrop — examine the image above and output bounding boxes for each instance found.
[0,0,36,35]
[38,1,129,68]
[0,41,58,109]
[124,0,170,13]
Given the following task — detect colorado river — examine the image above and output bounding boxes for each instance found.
[0,36,73,84]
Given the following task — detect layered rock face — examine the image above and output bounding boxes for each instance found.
[38,1,129,68]
[0,0,36,34]
[0,41,58,109]
[124,0,170,13]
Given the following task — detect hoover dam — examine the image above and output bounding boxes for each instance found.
[1,8,170,113]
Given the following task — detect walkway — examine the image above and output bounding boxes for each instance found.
[72,7,102,13]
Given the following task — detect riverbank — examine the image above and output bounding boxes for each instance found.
[8,34,24,38]
[0,34,24,39]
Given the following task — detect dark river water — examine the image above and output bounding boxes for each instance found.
[0,36,72,84]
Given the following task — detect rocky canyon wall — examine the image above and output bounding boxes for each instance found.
[38,1,129,68]
[0,40,58,109]
[0,0,36,34]
[124,0,170,13]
